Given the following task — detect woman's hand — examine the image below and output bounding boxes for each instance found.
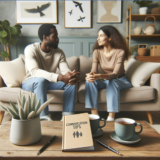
[86,72,101,83]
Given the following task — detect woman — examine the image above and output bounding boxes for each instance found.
[85,25,132,121]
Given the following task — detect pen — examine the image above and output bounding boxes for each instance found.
[95,139,122,156]
[36,135,57,156]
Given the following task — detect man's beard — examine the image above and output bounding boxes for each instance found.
[47,39,58,49]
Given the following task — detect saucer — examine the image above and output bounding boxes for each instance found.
[92,128,103,138]
[110,132,141,144]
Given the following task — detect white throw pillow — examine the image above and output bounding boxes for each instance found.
[125,58,160,87]
[0,57,26,87]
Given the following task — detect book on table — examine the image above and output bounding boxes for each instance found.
[62,113,94,151]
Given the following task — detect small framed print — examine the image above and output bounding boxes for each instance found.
[64,0,91,28]
[16,1,58,24]
[97,0,122,23]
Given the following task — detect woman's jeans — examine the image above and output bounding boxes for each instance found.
[22,78,76,117]
[85,75,133,112]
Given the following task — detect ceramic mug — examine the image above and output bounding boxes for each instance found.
[89,114,106,134]
[115,118,143,141]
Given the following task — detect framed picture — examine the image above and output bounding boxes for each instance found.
[97,0,122,23]
[16,1,57,24]
[64,0,91,28]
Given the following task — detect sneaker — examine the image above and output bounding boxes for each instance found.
[106,116,114,121]
[40,114,52,121]
[60,116,64,121]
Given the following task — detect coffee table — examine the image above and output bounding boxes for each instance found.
[0,121,160,160]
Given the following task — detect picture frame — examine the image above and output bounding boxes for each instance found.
[138,44,148,49]
[97,0,122,23]
[64,0,91,28]
[16,1,58,24]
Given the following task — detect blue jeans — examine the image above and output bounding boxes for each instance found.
[22,78,76,116]
[85,75,133,112]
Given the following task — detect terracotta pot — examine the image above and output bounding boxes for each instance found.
[137,48,147,56]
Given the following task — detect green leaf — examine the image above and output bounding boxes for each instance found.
[0,37,8,44]
[0,30,7,37]
[2,20,10,30]
[0,25,3,31]
[0,21,2,25]
[15,24,22,30]
[1,51,9,58]
[9,38,17,45]
[8,26,18,35]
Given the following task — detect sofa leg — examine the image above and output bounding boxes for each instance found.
[146,111,153,125]
[0,111,5,125]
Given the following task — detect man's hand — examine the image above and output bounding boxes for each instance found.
[68,70,81,85]
[57,72,72,84]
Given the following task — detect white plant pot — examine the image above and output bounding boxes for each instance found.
[10,116,41,145]
[139,7,148,14]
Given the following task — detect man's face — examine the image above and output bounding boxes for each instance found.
[47,28,59,49]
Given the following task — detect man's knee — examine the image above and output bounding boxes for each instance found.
[33,78,48,87]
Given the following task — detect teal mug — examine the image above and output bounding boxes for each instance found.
[89,114,106,134]
[115,118,143,140]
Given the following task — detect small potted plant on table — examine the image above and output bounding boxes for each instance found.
[0,92,53,146]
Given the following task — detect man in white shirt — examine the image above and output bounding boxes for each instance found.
[22,24,80,120]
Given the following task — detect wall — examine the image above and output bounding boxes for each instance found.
[0,0,160,60]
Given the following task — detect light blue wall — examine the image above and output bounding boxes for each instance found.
[0,0,160,60]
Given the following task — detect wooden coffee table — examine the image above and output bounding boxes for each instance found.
[0,121,160,160]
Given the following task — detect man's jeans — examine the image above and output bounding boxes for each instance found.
[22,78,76,116]
[85,75,133,112]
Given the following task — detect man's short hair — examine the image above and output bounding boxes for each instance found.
[38,24,56,41]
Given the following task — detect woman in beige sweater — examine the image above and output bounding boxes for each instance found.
[85,25,132,121]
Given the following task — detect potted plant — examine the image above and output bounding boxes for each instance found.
[133,0,153,14]
[0,92,53,145]
[0,20,22,61]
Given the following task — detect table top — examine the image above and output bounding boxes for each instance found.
[0,121,160,160]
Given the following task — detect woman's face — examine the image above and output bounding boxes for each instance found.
[97,30,111,46]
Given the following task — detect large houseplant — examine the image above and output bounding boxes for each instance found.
[133,0,152,14]
[0,92,53,145]
[0,20,22,61]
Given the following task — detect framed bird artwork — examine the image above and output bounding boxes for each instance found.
[64,0,91,28]
[16,1,57,24]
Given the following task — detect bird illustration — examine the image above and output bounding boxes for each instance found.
[77,16,85,22]
[73,1,83,13]
[25,2,51,17]
[69,10,73,15]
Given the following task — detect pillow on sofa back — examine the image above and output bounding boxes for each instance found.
[56,56,79,74]
[125,58,160,87]
[79,55,104,81]
[0,57,26,87]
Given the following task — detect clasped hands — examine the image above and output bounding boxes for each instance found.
[59,70,80,85]
[86,72,109,83]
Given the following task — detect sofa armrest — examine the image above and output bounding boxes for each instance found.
[0,75,5,88]
[150,73,160,102]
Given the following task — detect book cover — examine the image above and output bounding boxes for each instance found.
[62,113,94,151]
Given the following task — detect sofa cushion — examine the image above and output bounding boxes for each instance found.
[78,82,155,103]
[79,55,104,81]
[56,56,79,74]
[0,87,77,103]
[0,57,26,87]
[125,58,160,87]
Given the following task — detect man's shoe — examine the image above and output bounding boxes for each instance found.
[60,116,64,121]
[40,114,52,121]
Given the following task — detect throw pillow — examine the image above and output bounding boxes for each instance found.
[125,58,160,87]
[0,57,26,87]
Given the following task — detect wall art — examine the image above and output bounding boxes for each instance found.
[64,0,91,28]
[97,0,122,23]
[16,1,57,24]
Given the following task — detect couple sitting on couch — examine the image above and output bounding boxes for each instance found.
[22,24,132,121]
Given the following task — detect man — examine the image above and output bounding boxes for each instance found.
[22,24,80,121]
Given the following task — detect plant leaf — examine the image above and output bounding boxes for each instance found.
[7,106,19,119]
[8,26,18,35]
[0,103,8,112]
[27,111,35,119]
[1,51,8,58]
[9,101,18,114]
[35,99,41,115]
[0,30,7,37]
[2,20,10,30]
[9,38,17,45]
[0,25,3,31]
[19,107,25,120]
[0,37,8,44]
[15,24,22,30]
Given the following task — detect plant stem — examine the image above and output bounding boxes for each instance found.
[7,43,10,61]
